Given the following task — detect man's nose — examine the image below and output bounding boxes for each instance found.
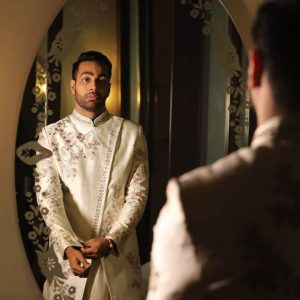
[89,80,98,91]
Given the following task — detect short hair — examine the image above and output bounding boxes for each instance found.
[252,0,300,111]
[72,51,112,80]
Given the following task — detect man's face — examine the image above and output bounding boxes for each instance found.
[70,61,111,113]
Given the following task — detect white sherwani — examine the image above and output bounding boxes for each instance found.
[36,109,149,300]
[147,114,300,300]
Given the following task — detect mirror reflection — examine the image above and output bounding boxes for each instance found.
[15,0,252,299]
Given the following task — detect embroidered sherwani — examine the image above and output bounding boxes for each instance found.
[36,110,149,300]
[147,114,300,300]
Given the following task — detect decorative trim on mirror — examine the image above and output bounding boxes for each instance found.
[180,0,250,150]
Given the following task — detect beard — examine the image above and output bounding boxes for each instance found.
[74,89,107,113]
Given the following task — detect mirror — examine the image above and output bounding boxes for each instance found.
[15,0,251,296]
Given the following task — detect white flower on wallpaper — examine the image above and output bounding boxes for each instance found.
[16,141,52,166]
[213,37,243,80]
[36,243,66,285]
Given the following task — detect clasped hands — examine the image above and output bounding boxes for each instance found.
[65,237,111,278]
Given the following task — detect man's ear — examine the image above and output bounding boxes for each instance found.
[247,49,262,88]
[70,80,75,95]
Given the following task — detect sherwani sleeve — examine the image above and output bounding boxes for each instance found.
[106,125,149,249]
[146,179,200,300]
[35,128,83,258]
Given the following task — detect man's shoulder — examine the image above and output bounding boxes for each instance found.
[116,116,140,128]
[43,115,71,132]
[164,147,258,234]
[177,147,256,196]
[112,116,141,133]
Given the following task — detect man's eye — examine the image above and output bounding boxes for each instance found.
[82,77,91,83]
[98,79,109,85]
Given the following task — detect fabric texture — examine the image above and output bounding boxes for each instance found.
[147,114,300,300]
[36,110,149,300]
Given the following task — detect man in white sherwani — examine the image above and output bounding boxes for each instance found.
[147,1,300,299]
[36,51,149,300]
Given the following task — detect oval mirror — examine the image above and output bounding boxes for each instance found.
[15,0,252,297]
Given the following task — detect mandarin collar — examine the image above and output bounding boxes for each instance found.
[251,114,300,148]
[71,109,110,127]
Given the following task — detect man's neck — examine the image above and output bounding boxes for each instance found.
[75,106,106,120]
[252,73,287,127]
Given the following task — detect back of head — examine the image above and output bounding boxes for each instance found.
[72,50,112,80]
[252,0,300,111]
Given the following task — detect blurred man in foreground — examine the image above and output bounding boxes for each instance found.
[147,1,300,299]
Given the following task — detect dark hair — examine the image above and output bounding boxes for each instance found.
[72,51,112,80]
[252,0,300,110]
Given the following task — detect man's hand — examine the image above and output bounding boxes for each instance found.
[65,246,90,277]
[81,238,111,259]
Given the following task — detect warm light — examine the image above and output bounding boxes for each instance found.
[137,82,141,111]
[40,82,47,95]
